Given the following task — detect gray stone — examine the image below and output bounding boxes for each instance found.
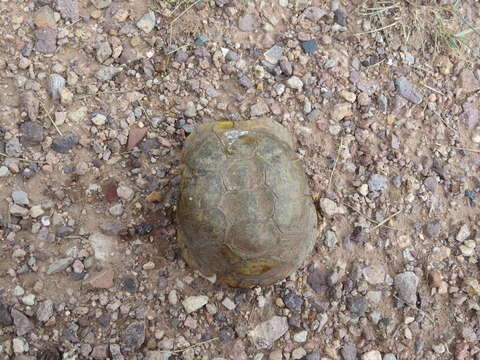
[305,109,320,122]
[306,352,321,360]
[57,0,79,21]
[383,354,397,360]
[238,74,253,88]
[96,42,112,63]
[184,104,197,118]
[109,203,124,217]
[47,257,74,274]
[302,40,318,54]
[264,45,284,65]
[304,7,327,22]
[95,66,121,81]
[460,102,479,129]
[238,14,257,31]
[12,190,29,205]
[122,321,145,352]
[251,101,270,117]
[287,76,303,90]
[368,173,388,192]
[49,74,66,100]
[35,28,57,53]
[90,0,111,9]
[319,198,343,216]
[145,351,171,360]
[362,350,382,360]
[11,309,34,336]
[395,76,423,104]
[6,137,22,157]
[182,295,208,313]
[394,271,419,304]
[110,344,124,360]
[249,316,288,349]
[136,11,156,33]
[424,220,442,238]
[0,166,10,177]
[0,301,13,326]
[21,294,35,306]
[20,92,40,121]
[10,204,29,217]
[52,133,79,153]
[456,224,471,242]
[91,345,109,359]
[363,265,385,285]
[20,121,44,146]
[341,343,357,360]
[12,337,27,354]
[37,299,53,322]
[324,230,337,248]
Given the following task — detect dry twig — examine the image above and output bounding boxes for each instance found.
[160,337,218,354]
[327,138,343,190]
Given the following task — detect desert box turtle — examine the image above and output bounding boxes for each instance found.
[177,118,318,287]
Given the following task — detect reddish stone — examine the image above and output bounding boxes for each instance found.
[455,343,469,360]
[127,127,147,150]
[87,269,115,289]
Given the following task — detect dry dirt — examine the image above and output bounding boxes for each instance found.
[0,0,480,359]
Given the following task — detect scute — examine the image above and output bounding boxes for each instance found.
[224,159,265,191]
[227,220,280,258]
[221,188,275,222]
[177,118,319,288]
[185,135,226,172]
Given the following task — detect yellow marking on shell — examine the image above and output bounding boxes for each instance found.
[220,246,242,265]
[213,121,234,132]
[233,258,278,276]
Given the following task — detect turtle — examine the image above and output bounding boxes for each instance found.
[176,118,318,287]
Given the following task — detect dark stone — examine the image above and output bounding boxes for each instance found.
[52,133,79,153]
[219,326,235,341]
[288,314,302,330]
[334,9,347,26]
[38,347,62,360]
[282,292,303,313]
[0,301,13,326]
[121,275,138,292]
[346,295,368,317]
[349,226,368,244]
[135,224,153,236]
[194,34,209,46]
[307,268,329,294]
[122,321,145,352]
[302,40,318,54]
[97,313,110,327]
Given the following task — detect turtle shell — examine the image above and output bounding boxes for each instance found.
[177,118,318,287]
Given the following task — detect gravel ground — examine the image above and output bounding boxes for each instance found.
[1,0,480,359]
